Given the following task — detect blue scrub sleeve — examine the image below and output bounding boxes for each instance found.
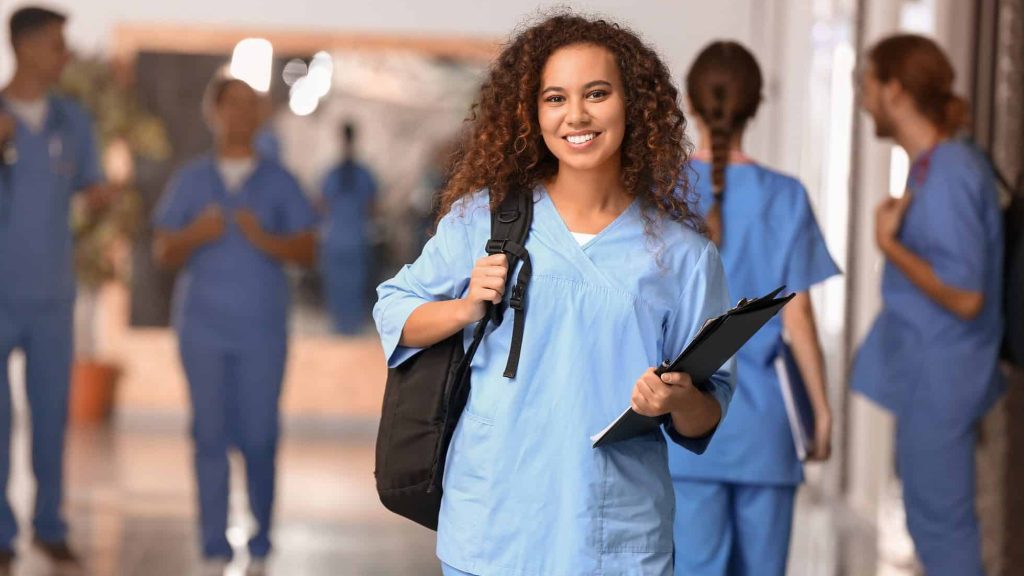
[277,172,318,233]
[152,171,196,231]
[782,184,840,293]
[373,199,478,367]
[921,162,987,293]
[72,109,103,191]
[661,241,736,453]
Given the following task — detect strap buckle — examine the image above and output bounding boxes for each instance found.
[509,284,525,310]
[485,239,507,255]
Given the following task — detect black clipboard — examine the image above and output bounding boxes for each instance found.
[590,286,794,448]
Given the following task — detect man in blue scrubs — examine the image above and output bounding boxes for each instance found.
[0,6,111,569]
[852,35,1004,576]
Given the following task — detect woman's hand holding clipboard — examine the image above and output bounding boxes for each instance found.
[591,286,795,448]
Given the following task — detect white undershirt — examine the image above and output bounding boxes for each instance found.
[5,96,48,133]
[570,232,597,246]
[218,157,256,194]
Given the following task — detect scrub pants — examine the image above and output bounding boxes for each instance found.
[321,246,368,336]
[897,410,984,576]
[179,338,286,560]
[672,480,796,576]
[0,299,73,550]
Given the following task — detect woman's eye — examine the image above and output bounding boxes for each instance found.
[587,90,608,100]
[545,95,565,103]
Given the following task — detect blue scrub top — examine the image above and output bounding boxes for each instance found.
[375,188,735,576]
[153,155,317,349]
[0,95,102,303]
[320,160,376,252]
[852,140,1004,426]
[669,161,840,486]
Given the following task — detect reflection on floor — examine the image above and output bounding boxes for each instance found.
[0,409,909,576]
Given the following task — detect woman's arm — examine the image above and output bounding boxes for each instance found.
[880,237,984,320]
[632,241,732,441]
[399,253,507,348]
[876,194,984,320]
[782,291,832,460]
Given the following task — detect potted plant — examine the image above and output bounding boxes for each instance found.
[58,56,171,424]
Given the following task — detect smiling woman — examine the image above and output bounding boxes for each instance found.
[373,11,734,576]
[538,46,625,174]
[537,44,631,233]
[439,13,700,232]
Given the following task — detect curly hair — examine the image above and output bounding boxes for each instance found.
[439,12,701,232]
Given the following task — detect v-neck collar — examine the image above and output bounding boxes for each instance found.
[2,95,54,138]
[206,153,263,203]
[537,185,638,251]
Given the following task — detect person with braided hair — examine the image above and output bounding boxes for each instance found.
[667,41,839,576]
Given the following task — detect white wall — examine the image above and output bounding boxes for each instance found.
[0,0,807,162]
[0,0,753,93]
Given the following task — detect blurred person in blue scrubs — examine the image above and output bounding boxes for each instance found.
[669,41,839,576]
[0,6,115,569]
[319,121,377,335]
[152,72,317,575]
[411,138,454,254]
[852,35,1004,576]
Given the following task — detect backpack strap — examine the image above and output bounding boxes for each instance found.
[485,190,534,378]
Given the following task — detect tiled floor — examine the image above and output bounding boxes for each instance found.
[6,415,440,576]
[0,411,902,576]
[0,338,437,576]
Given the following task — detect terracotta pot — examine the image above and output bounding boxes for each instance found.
[69,360,120,425]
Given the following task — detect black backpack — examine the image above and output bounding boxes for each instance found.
[958,147,1024,368]
[999,170,1024,367]
[374,190,533,530]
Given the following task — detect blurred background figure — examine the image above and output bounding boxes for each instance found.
[0,6,112,571]
[408,138,453,254]
[151,72,316,575]
[851,34,1004,576]
[669,41,839,576]
[318,121,377,336]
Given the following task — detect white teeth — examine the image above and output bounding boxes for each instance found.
[566,133,596,145]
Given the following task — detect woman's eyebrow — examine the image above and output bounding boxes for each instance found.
[541,80,612,95]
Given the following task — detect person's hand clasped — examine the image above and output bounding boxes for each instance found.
[191,205,226,244]
[875,191,912,254]
[234,208,265,245]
